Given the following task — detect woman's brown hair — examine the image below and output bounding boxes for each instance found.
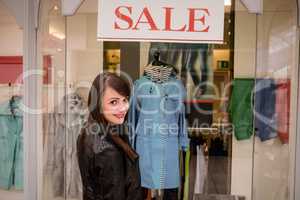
[78,72,138,163]
[87,72,131,125]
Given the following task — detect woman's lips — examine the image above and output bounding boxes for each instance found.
[113,113,126,119]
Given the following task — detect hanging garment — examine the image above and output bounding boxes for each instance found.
[183,147,190,200]
[228,79,255,140]
[179,150,184,200]
[188,145,197,199]
[275,79,290,144]
[167,43,210,94]
[194,145,207,195]
[151,189,163,199]
[163,188,178,200]
[0,96,23,190]
[128,75,190,189]
[43,113,55,173]
[254,79,277,141]
[148,43,211,95]
[45,93,88,198]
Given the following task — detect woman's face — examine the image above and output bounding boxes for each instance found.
[102,86,129,124]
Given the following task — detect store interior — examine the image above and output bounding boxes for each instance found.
[0,0,298,200]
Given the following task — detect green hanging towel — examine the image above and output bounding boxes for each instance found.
[228,78,255,140]
[183,147,190,200]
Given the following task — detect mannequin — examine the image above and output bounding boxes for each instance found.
[129,53,189,200]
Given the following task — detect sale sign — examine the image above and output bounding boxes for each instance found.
[97,0,225,43]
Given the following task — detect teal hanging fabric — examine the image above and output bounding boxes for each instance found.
[0,96,23,190]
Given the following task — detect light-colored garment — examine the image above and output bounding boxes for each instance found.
[128,75,189,189]
[44,93,87,198]
[0,96,23,190]
[194,145,207,194]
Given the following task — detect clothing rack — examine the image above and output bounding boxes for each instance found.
[0,83,22,87]
[188,123,232,134]
[0,83,23,101]
[188,123,233,157]
[188,127,218,132]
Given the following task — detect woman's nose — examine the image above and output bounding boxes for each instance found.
[119,102,129,112]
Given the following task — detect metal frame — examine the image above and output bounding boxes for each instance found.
[295,25,300,200]
[295,3,300,200]
[23,0,41,200]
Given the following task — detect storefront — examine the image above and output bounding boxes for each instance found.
[0,0,299,199]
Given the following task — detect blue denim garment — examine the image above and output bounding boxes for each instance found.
[254,79,277,141]
[128,76,189,189]
[0,96,23,190]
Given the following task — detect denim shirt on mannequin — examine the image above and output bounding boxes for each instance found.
[128,74,189,189]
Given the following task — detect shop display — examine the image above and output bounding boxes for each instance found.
[188,132,231,196]
[128,58,190,190]
[228,78,292,143]
[1,0,297,200]
[0,96,23,190]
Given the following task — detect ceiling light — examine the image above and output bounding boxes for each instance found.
[49,26,65,40]
[224,0,231,6]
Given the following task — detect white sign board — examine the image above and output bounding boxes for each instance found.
[97,0,225,43]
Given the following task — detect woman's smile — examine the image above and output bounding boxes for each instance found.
[113,113,126,119]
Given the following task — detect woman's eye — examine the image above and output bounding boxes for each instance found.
[123,98,129,103]
[110,100,118,105]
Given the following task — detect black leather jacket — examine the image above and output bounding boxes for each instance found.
[77,124,143,200]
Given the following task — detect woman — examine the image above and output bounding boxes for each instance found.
[77,72,142,200]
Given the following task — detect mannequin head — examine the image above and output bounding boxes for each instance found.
[88,72,130,125]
